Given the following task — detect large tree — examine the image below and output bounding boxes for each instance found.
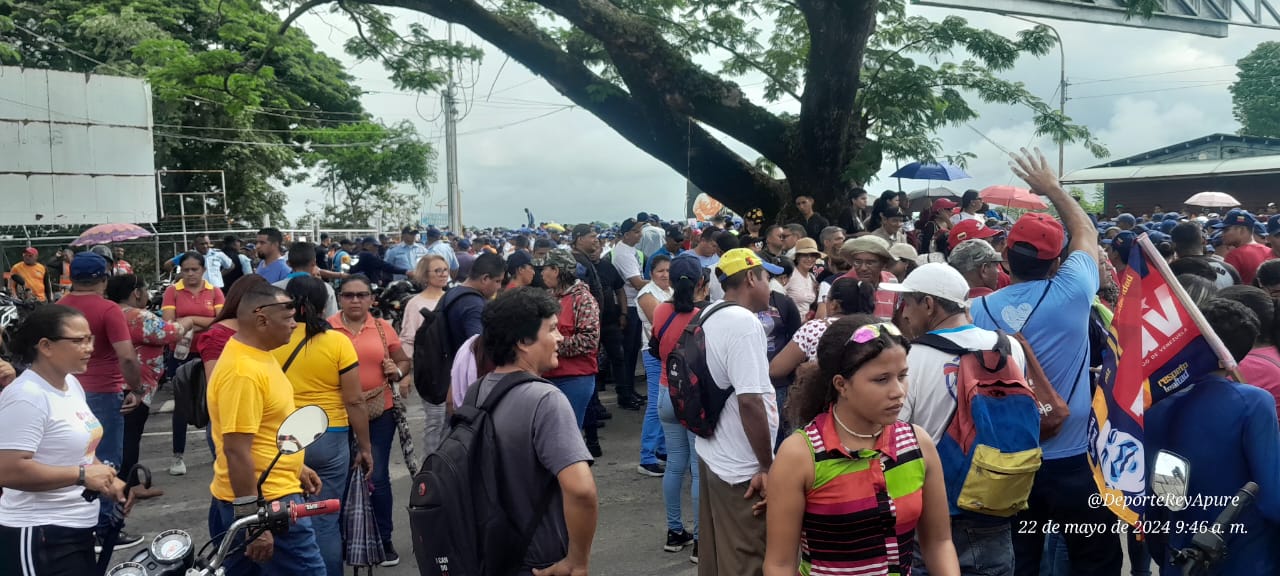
[0,0,439,227]
[1230,42,1280,139]
[275,0,1106,219]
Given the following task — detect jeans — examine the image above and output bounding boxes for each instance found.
[1128,530,1151,576]
[208,494,326,576]
[774,386,791,450]
[172,407,190,455]
[623,307,643,397]
[1013,454,1122,576]
[85,391,124,529]
[639,353,667,465]
[915,515,1014,576]
[421,398,447,454]
[658,385,699,537]
[550,375,596,430]
[1041,533,1071,576]
[122,402,150,478]
[303,430,350,576]
[599,323,632,399]
[369,413,397,543]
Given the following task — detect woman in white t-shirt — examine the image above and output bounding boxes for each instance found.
[0,305,129,575]
[769,277,876,381]
[636,254,674,476]
[786,238,823,318]
[400,254,451,451]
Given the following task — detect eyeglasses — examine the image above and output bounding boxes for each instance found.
[850,322,901,344]
[339,291,373,301]
[849,258,883,269]
[254,300,297,314]
[49,334,95,347]
[430,268,450,276]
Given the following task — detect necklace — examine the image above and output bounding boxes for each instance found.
[832,409,883,439]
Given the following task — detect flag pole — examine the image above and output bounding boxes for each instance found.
[1135,234,1240,377]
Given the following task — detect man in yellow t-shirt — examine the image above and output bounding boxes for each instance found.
[8,247,50,302]
[207,285,325,573]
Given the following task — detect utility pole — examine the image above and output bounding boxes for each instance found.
[1009,15,1067,176]
[444,24,462,233]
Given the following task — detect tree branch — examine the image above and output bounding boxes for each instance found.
[362,0,788,213]
[520,0,795,173]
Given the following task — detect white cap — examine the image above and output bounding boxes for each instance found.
[878,262,970,307]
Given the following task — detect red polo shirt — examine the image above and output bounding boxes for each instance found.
[162,280,225,320]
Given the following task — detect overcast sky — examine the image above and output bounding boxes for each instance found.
[282,4,1275,229]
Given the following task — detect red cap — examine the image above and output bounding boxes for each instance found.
[1009,213,1065,260]
[932,198,957,212]
[948,219,1000,250]
[22,247,37,256]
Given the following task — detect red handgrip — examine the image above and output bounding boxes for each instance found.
[290,499,341,521]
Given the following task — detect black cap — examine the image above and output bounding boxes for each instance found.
[620,218,643,233]
[401,226,419,236]
[506,250,533,275]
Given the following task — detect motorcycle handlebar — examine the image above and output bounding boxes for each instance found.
[1212,482,1258,528]
[290,499,341,521]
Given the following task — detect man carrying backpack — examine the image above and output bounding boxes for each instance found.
[888,263,1032,576]
[410,287,598,576]
[690,248,781,576]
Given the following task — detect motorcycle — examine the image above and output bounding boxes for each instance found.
[1,276,39,369]
[103,405,340,576]
[1151,450,1258,576]
[371,280,420,332]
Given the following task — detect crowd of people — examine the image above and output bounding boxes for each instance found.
[3,146,1280,576]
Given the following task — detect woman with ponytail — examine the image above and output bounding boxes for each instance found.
[764,315,959,576]
[648,253,706,558]
[274,276,372,576]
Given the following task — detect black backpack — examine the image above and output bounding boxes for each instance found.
[667,302,739,438]
[171,358,208,429]
[413,287,483,404]
[409,372,557,576]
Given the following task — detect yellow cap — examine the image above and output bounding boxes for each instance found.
[715,248,783,280]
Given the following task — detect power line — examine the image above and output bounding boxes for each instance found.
[154,132,411,148]
[1070,81,1233,100]
[456,106,576,137]
[1071,64,1236,86]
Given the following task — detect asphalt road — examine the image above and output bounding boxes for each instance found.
[110,386,698,576]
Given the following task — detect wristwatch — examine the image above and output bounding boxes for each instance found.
[76,464,85,486]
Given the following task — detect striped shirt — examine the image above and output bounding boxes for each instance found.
[799,414,926,576]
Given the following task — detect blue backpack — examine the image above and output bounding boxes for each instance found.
[914,331,1042,517]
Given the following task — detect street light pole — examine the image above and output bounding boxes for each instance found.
[1009,15,1066,176]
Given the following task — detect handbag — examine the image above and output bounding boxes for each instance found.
[364,319,396,420]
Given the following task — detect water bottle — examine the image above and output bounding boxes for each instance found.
[174,331,193,361]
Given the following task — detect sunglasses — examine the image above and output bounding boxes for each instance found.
[850,322,901,344]
[254,300,297,314]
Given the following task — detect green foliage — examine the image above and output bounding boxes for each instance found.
[305,121,436,227]
[1230,42,1280,138]
[0,0,437,228]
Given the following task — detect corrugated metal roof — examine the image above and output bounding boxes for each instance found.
[1061,154,1280,185]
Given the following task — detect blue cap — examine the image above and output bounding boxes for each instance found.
[426,227,443,239]
[1148,231,1171,244]
[1163,212,1181,221]
[1214,209,1257,230]
[669,253,704,285]
[457,238,472,249]
[361,236,380,246]
[1117,213,1136,227]
[1269,215,1280,236]
[1106,231,1137,262]
[1209,231,1224,247]
[1255,221,1269,237]
[1159,220,1177,234]
[70,252,109,281]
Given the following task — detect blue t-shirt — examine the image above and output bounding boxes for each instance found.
[1144,375,1280,575]
[255,258,292,284]
[970,250,1098,459]
[680,249,719,270]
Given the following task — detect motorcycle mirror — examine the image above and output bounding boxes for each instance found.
[1152,449,1191,512]
[276,405,329,455]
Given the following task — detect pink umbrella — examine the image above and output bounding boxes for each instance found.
[980,185,1047,210]
[72,223,153,246]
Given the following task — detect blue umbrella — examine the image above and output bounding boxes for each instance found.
[890,161,971,181]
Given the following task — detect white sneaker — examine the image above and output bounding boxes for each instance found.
[168,456,186,476]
